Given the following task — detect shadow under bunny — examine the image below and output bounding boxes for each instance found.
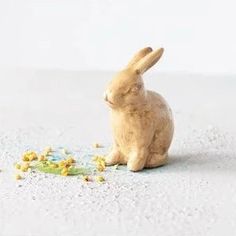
[140,151,236,175]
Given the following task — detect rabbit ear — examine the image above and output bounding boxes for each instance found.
[134,48,164,74]
[126,47,153,69]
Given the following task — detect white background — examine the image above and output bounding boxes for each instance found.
[0,0,236,74]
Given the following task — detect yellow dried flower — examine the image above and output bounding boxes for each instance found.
[93,156,106,172]
[96,176,105,183]
[29,151,37,158]
[61,167,69,176]
[61,172,68,176]
[22,155,29,162]
[58,160,66,167]
[28,154,36,161]
[67,156,76,164]
[92,155,105,162]
[82,175,90,182]
[93,143,102,148]
[61,166,67,172]
[20,165,29,172]
[96,162,105,172]
[15,174,22,180]
[22,151,37,162]
[59,160,71,168]
[15,163,21,170]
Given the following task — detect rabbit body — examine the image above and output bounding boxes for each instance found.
[104,47,174,171]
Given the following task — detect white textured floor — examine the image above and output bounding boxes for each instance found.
[0,69,236,236]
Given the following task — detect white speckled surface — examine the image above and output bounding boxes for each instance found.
[0,69,236,236]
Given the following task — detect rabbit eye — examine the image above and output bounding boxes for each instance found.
[131,84,142,92]
[131,87,138,92]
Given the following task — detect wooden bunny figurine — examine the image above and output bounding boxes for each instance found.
[104,47,174,171]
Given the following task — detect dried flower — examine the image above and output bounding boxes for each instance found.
[96,176,105,183]
[82,175,90,182]
[93,143,102,148]
[61,168,69,176]
[22,151,37,162]
[15,174,22,180]
[15,163,21,170]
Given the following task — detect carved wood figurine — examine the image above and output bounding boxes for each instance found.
[104,47,174,171]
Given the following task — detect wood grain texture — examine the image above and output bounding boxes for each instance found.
[104,47,174,171]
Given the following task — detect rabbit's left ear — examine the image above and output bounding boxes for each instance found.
[126,47,153,69]
[134,48,164,74]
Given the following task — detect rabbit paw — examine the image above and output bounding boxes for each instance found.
[127,158,146,172]
[127,149,148,171]
[105,150,120,166]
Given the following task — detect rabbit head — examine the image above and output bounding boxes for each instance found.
[104,47,164,109]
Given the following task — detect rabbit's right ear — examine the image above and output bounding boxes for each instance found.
[134,48,164,74]
[126,47,153,69]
